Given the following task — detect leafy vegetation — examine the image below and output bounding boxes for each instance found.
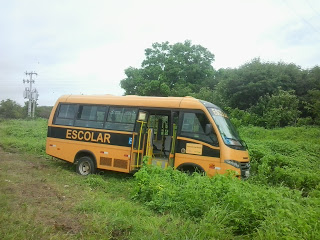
[1,39,319,238]
[121,41,320,127]
[240,126,320,195]
[212,61,320,127]
[0,99,52,119]
[0,99,26,119]
[2,43,319,128]
[133,166,319,239]
[0,118,47,155]
[0,119,319,239]
[120,40,216,97]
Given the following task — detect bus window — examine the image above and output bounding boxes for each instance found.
[105,107,137,131]
[54,104,77,126]
[181,112,218,145]
[74,105,107,129]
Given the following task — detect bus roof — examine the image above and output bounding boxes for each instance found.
[56,95,211,110]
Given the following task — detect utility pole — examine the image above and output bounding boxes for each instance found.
[23,71,39,118]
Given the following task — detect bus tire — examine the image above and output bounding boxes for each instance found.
[76,156,96,176]
[177,163,204,175]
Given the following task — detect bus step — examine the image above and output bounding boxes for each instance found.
[151,158,169,168]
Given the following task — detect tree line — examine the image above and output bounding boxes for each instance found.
[2,40,319,128]
[121,40,320,128]
[0,99,52,119]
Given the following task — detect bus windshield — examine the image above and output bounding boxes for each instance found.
[208,108,245,149]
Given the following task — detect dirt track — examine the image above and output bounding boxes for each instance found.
[0,148,85,235]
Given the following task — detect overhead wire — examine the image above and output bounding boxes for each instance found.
[304,0,320,18]
[282,0,320,36]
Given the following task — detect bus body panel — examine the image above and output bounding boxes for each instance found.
[46,137,132,173]
[173,135,221,173]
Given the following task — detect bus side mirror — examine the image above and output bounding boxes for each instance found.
[205,124,213,135]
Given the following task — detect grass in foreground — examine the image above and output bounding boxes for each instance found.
[0,119,320,239]
[0,118,47,155]
[0,150,233,239]
[239,126,320,195]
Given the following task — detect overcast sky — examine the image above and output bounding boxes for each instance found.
[0,0,319,106]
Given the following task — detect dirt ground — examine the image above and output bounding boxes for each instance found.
[0,147,86,237]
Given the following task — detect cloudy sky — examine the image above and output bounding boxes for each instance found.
[0,0,319,106]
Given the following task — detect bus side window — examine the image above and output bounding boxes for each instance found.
[105,107,138,131]
[54,104,77,126]
[74,105,107,129]
[181,112,218,145]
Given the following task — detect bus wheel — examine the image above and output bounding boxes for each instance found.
[76,156,96,176]
[177,164,204,175]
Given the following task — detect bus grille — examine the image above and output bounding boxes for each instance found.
[100,157,112,166]
[114,159,128,169]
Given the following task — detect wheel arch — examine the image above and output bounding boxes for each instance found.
[74,150,97,168]
[176,162,205,173]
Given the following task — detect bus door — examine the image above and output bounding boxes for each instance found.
[174,110,221,176]
[130,110,148,171]
[131,110,176,170]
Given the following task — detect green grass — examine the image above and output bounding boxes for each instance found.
[0,119,319,239]
[0,118,47,155]
[133,166,320,239]
[239,126,320,195]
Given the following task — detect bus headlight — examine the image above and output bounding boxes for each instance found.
[224,160,240,168]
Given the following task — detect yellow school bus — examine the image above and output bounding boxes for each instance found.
[46,95,250,178]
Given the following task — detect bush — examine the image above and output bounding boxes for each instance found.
[133,165,319,238]
[296,117,313,126]
[225,107,260,128]
[239,126,320,195]
[0,99,25,119]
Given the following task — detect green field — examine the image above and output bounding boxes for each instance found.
[0,119,319,239]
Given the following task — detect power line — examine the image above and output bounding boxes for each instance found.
[304,0,320,18]
[283,0,320,36]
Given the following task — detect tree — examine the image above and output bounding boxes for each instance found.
[295,66,320,97]
[0,99,25,119]
[120,40,216,96]
[214,58,304,110]
[305,90,320,124]
[192,87,215,103]
[36,106,53,119]
[252,89,301,128]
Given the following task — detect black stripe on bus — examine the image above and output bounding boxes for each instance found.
[47,126,133,147]
[176,139,220,158]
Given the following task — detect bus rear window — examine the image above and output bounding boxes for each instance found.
[54,104,77,126]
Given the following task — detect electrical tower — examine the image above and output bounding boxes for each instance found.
[23,71,39,118]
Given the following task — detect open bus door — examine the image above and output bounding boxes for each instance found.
[130,110,148,171]
[130,110,179,171]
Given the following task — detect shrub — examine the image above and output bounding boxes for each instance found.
[240,126,320,194]
[133,165,319,238]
